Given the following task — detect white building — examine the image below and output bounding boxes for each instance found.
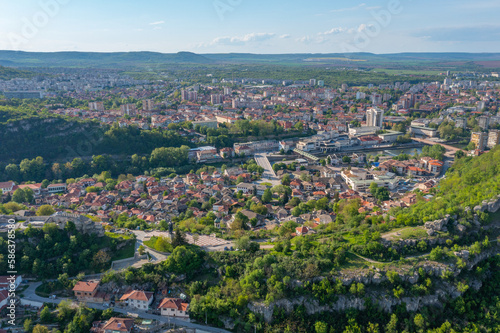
[0,181,15,193]
[158,298,189,319]
[366,107,384,128]
[120,290,154,310]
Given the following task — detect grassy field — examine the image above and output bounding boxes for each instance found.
[372,68,443,75]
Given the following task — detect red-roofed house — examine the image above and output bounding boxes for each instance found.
[102,317,134,333]
[158,298,190,319]
[120,290,154,310]
[73,281,99,301]
[295,226,309,236]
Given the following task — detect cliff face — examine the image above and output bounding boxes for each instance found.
[247,246,500,324]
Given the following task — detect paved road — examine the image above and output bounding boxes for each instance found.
[22,282,231,333]
[254,153,281,186]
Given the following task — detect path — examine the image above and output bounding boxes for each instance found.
[254,153,281,186]
[22,282,231,333]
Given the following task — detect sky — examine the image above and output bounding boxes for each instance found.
[0,0,499,54]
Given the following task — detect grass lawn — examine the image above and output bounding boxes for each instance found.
[381,226,427,241]
[111,241,136,261]
[105,231,135,240]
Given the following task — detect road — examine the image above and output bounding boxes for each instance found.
[22,282,231,333]
[254,153,281,186]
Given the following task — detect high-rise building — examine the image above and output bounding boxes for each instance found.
[471,132,487,151]
[371,94,382,106]
[478,116,490,130]
[366,107,384,128]
[211,94,223,105]
[142,99,155,111]
[444,78,452,85]
[89,102,104,111]
[487,130,500,149]
[121,104,137,116]
[318,80,325,87]
[223,87,232,95]
[309,79,316,86]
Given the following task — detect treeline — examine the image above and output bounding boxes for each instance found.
[0,222,131,279]
[0,111,194,161]
[0,144,190,183]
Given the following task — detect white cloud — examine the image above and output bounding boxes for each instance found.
[330,3,366,13]
[149,21,165,25]
[319,27,347,35]
[210,32,276,45]
[279,34,291,39]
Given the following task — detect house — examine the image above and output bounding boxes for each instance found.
[158,298,189,319]
[120,290,154,310]
[0,181,15,193]
[295,226,309,236]
[47,183,67,193]
[236,183,255,195]
[101,317,134,333]
[73,281,99,302]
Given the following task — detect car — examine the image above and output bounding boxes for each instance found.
[224,247,229,251]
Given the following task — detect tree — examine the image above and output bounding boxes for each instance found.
[342,156,351,164]
[262,188,272,203]
[92,250,111,269]
[455,150,465,159]
[235,236,251,251]
[40,306,52,323]
[314,321,328,333]
[281,174,291,186]
[414,313,425,331]
[385,314,398,333]
[172,229,187,248]
[32,325,49,333]
[36,205,55,216]
[24,319,34,333]
[12,188,27,203]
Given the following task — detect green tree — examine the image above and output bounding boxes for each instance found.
[40,306,52,323]
[314,321,328,333]
[36,205,55,216]
[262,188,272,203]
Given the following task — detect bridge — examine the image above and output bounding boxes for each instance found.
[411,137,462,158]
[293,148,319,161]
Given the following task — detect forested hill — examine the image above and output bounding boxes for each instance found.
[392,145,500,225]
[0,50,499,68]
[0,65,34,80]
[0,107,192,162]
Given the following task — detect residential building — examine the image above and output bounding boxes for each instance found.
[487,130,500,149]
[366,107,384,128]
[101,318,134,333]
[120,104,136,116]
[158,298,189,319]
[0,181,15,193]
[120,290,154,310]
[471,132,487,151]
[478,116,490,130]
[47,183,67,193]
[89,102,104,111]
[73,281,99,301]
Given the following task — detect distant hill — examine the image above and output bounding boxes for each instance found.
[0,51,214,68]
[0,50,499,69]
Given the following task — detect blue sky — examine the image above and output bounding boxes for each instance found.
[0,0,499,53]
